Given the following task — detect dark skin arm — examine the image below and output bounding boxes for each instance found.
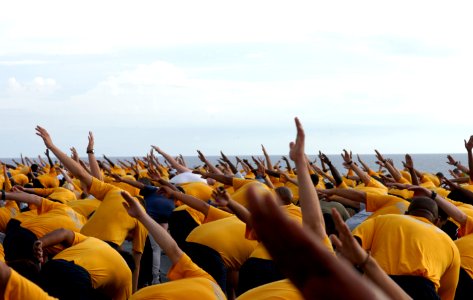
[403,154,419,185]
[220,151,238,174]
[34,228,75,263]
[213,187,251,225]
[195,171,234,185]
[320,153,343,186]
[282,156,293,173]
[111,174,145,189]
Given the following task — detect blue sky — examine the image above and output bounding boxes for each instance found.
[1,0,473,157]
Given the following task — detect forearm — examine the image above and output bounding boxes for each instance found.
[205,173,233,185]
[408,168,419,186]
[173,192,209,216]
[363,257,412,300]
[88,153,103,181]
[384,163,402,182]
[351,164,371,186]
[468,150,473,181]
[327,163,343,186]
[228,200,251,225]
[158,151,191,174]
[328,195,360,209]
[263,152,273,170]
[434,193,467,225]
[49,145,92,188]
[326,189,366,203]
[39,228,74,248]
[120,178,145,190]
[132,252,141,292]
[137,213,183,264]
[4,192,42,206]
[295,157,325,238]
[262,175,275,189]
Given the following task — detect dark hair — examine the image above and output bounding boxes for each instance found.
[7,259,41,284]
[310,174,319,186]
[32,178,44,188]
[117,250,136,272]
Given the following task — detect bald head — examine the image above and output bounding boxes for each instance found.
[406,196,438,223]
[275,186,293,205]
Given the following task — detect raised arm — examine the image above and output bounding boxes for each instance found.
[342,150,371,186]
[447,155,470,175]
[408,185,467,226]
[321,188,367,204]
[4,190,43,206]
[161,186,210,216]
[122,191,183,264]
[320,153,343,186]
[197,150,222,175]
[330,209,411,300]
[195,171,234,186]
[111,174,145,190]
[465,136,473,181]
[87,131,103,181]
[403,154,419,185]
[34,229,75,263]
[35,126,93,188]
[213,187,250,225]
[281,156,293,173]
[220,151,238,175]
[261,145,273,170]
[290,117,325,238]
[375,150,402,182]
[151,146,191,174]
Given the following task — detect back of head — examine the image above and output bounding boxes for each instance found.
[310,174,319,186]
[275,186,293,205]
[406,196,438,222]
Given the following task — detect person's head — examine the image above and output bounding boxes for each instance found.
[436,172,445,180]
[275,187,293,205]
[7,259,41,284]
[310,174,319,186]
[406,196,439,225]
[32,178,45,189]
[30,164,39,173]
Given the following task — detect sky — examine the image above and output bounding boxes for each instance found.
[1,0,473,157]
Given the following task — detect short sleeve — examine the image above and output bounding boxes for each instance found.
[204,206,233,223]
[168,253,216,283]
[132,221,148,253]
[459,216,473,237]
[366,194,402,213]
[71,232,89,246]
[37,198,64,214]
[89,177,117,201]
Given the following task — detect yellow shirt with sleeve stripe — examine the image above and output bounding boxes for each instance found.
[80,177,147,253]
[365,193,409,219]
[130,253,226,300]
[354,214,460,300]
[53,232,132,300]
[186,206,257,270]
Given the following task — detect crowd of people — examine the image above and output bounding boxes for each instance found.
[0,118,473,299]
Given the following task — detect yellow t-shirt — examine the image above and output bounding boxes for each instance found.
[3,268,57,300]
[230,178,271,208]
[249,204,303,260]
[0,244,4,262]
[33,187,77,204]
[173,205,206,225]
[130,253,226,300]
[365,193,409,219]
[354,214,460,300]
[236,279,302,300]
[53,233,132,300]
[0,201,19,232]
[21,199,86,238]
[13,210,38,223]
[80,178,147,253]
[186,206,258,270]
[67,198,101,219]
[180,182,214,201]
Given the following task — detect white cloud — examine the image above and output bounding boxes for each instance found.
[6,76,59,94]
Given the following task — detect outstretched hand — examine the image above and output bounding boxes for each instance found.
[121,191,145,219]
[329,208,368,266]
[289,117,305,163]
[212,187,231,207]
[341,149,353,164]
[33,240,44,264]
[36,126,54,149]
[87,131,94,152]
[465,135,473,152]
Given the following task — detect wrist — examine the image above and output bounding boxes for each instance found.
[87,149,94,154]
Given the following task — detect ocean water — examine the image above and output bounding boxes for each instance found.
[1,153,468,177]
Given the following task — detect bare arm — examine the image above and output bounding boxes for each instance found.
[342,150,371,186]
[465,136,473,181]
[320,153,343,186]
[152,146,191,174]
[4,190,43,206]
[321,188,367,204]
[112,174,145,190]
[36,126,93,188]
[290,118,326,238]
[375,150,402,182]
[161,186,209,216]
[122,192,183,265]
[213,187,251,225]
[197,150,222,175]
[261,145,273,170]
[87,131,103,181]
